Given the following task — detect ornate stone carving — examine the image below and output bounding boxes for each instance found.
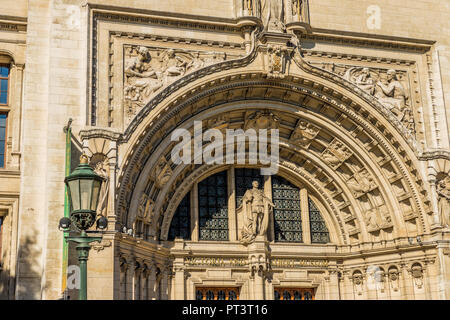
[150,156,173,189]
[124,45,236,121]
[244,110,280,130]
[411,263,424,289]
[347,169,376,197]
[388,266,400,292]
[312,62,415,135]
[238,180,274,245]
[321,139,353,168]
[290,119,319,148]
[436,174,450,227]
[352,270,364,296]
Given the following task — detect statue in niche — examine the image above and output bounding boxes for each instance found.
[260,0,285,32]
[151,157,173,189]
[375,69,408,120]
[94,158,110,217]
[238,181,274,245]
[364,207,381,232]
[137,193,155,223]
[290,120,320,147]
[436,174,450,227]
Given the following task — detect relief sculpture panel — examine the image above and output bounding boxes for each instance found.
[310,62,415,135]
[123,45,242,123]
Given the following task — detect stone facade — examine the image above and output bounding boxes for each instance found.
[0,0,449,300]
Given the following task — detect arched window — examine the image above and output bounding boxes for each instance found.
[168,192,191,240]
[308,197,330,243]
[198,170,228,241]
[272,175,302,242]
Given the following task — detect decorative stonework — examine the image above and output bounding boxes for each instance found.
[123,45,240,123]
[289,119,320,148]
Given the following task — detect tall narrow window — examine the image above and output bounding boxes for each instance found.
[0,65,9,105]
[235,168,264,207]
[308,197,330,243]
[0,113,6,168]
[272,176,302,242]
[198,171,228,241]
[168,192,191,240]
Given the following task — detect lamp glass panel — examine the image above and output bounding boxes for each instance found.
[69,180,80,211]
[91,179,101,211]
[80,179,92,210]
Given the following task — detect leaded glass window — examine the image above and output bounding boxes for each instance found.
[272,175,302,242]
[168,192,191,240]
[198,171,228,241]
[235,168,264,208]
[196,287,240,300]
[0,113,6,168]
[308,197,330,243]
[0,65,9,105]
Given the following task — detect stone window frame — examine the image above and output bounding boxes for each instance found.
[168,166,331,244]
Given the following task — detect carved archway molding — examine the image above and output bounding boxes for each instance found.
[116,75,432,244]
[118,100,432,250]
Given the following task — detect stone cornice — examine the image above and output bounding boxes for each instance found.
[418,150,450,161]
[305,27,434,53]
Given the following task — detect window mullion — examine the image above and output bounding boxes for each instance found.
[300,188,311,244]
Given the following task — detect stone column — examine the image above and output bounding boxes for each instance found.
[191,184,199,241]
[173,264,185,300]
[342,271,352,300]
[160,266,170,300]
[148,264,157,300]
[228,167,237,241]
[300,188,311,244]
[328,270,340,299]
[119,258,128,300]
[133,260,142,300]
[141,264,149,300]
[399,263,411,300]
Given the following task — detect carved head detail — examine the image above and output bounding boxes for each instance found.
[252,180,259,189]
[387,69,397,81]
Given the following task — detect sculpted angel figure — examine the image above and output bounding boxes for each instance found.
[238,181,274,245]
[163,49,191,77]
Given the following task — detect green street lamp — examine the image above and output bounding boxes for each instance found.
[59,154,108,300]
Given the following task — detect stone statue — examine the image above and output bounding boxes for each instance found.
[137,193,155,223]
[322,140,353,168]
[260,0,285,32]
[436,175,450,227]
[94,158,109,217]
[290,120,320,147]
[376,69,407,120]
[238,181,274,245]
[364,207,380,232]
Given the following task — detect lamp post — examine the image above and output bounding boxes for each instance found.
[59,154,108,300]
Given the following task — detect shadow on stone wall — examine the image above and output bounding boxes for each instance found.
[0,230,47,300]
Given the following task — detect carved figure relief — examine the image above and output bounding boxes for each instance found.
[347,169,376,197]
[312,62,414,135]
[364,207,381,232]
[151,156,173,189]
[321,139,353,168]
[290,120,320,148]
[436,174,450,227]
[244,111,280,130]
[238,180,274,245]
[124,45,238,121]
